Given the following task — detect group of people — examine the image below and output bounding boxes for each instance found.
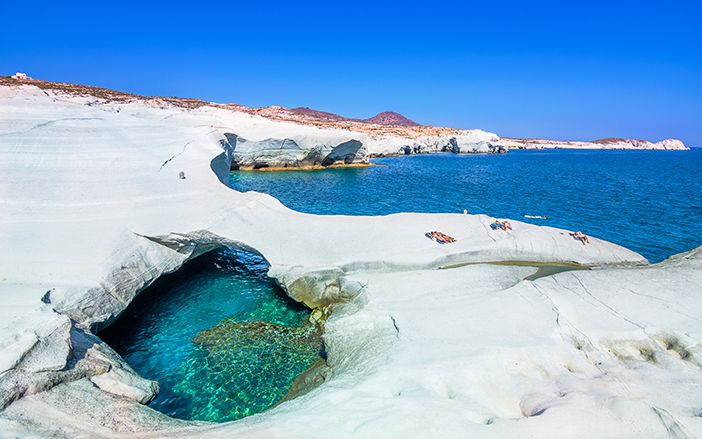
[489,219,591,246]
[425,215,591,248]
[490,220,512,231]
[425,231,456,245]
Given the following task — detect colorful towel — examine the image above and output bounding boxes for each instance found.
[425,231,456,244]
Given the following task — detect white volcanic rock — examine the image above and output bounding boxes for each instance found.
[655,138,687,150]
[90,368,159,404]
[0,83,698,439]
[223,132,367,169]
[367,129,503,156]
[3,251,700,438]
[502,137,689,150]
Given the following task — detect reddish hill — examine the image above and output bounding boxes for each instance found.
[289,106,421,127]
[289,107,349,122]
[363,111,420,127]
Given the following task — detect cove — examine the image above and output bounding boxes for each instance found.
[100,248,323,423]
[230,149,702,263]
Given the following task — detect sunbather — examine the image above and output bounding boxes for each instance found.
[425,231,456,244]
[570,231,590,245]
[490,220,512,231]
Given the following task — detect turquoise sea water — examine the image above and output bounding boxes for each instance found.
[100,248,321,423]
[230,149,702,263]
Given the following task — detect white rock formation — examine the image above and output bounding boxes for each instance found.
[0,83,699,438]
[223,133,368,169]
[502,137,688,150]
[366,129,503,156]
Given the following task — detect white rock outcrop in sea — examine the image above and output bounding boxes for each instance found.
[502,137,688,150]
[0,83,700,438]
[223,132,368,169]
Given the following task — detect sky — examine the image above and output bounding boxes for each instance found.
[2,1,701,145]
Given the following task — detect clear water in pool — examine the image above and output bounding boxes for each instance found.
[230,149,702,263]
[100,248,321,423]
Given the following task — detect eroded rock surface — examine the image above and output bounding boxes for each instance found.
[0,83,697,439]
[223,133,367,170]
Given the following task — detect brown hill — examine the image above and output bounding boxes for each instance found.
[363,111,419,127]
[290,107,420,127]
[289,107,349,122]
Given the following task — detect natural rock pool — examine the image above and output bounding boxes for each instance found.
[100,248,323,423]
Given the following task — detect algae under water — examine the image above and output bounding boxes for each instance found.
[100,248,323,422]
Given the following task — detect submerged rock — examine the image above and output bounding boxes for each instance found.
[193,319,320,348]
[180,319,323,422]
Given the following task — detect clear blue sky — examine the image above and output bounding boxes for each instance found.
[2,1,700,145]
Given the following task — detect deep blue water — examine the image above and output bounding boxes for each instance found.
[100,249,321,423]
[230,149,702,263]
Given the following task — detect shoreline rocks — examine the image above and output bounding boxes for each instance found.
[0,81,698,439]
[223,133,368,170]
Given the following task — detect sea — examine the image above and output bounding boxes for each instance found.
[231,149,702,263]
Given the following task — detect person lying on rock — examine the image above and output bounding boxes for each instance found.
[570,231,590,245]
[425,231,456,244]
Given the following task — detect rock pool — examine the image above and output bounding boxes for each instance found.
[100,248,323,422]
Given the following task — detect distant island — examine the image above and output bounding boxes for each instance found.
[502,137,687,151]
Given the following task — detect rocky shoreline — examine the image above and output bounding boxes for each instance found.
[1,81,700,438]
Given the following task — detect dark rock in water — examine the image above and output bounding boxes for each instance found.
[439,137,460,153]
[449,137,460,154]
[401,145,412,155]
[490,144,508,154]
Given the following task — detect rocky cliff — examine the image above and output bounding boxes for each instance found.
[0,77,505,166]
